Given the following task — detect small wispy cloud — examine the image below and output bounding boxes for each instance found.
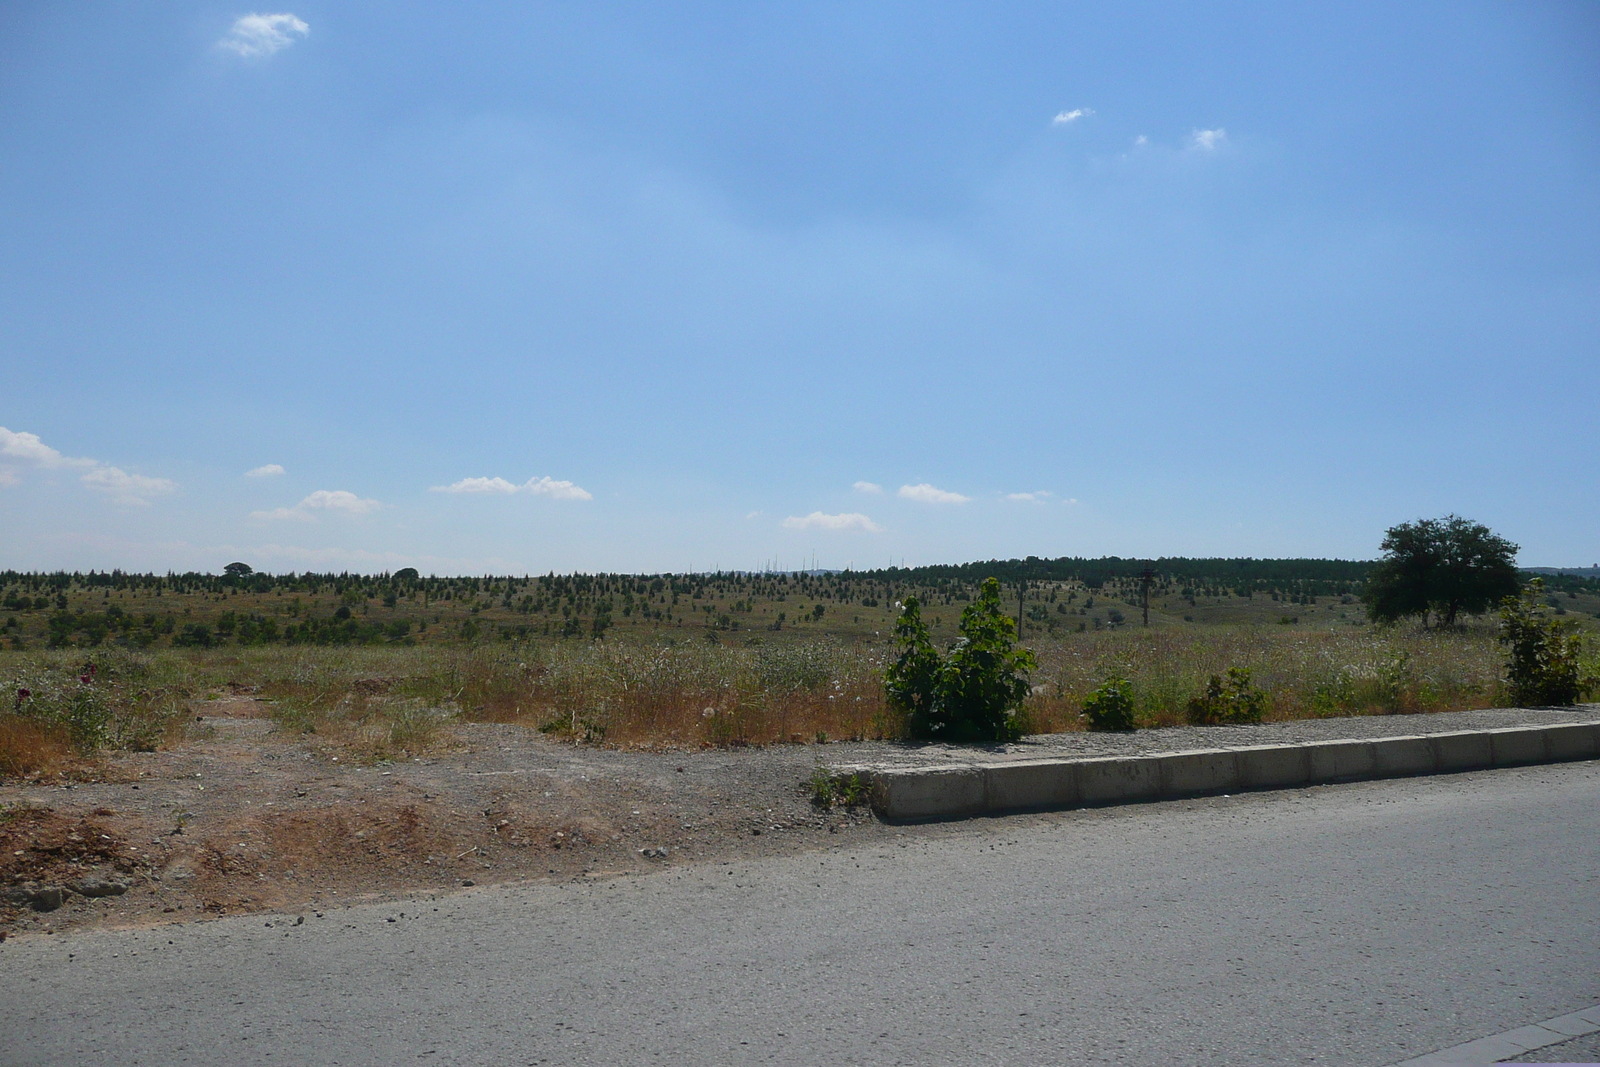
[0,426,176,504]
[430,475,592,501]
[1188,128,1227,151]
[251,489,382,522]
[898,483,969,505]
[1053,108,1095,125]
[781,512,883,533]
[246,464,286,478]
[1134,135,1149,146]
[219,13,309,57]
[1006,491,1054,503]
[852,481,883,494]
[82,467,177,506]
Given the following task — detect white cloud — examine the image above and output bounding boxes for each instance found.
[219,13,309,57]
[434,476,520,495]
[1006,491,1054,503]
[898,483,970,505]
[246,464,286,478]
[524,476,592,500]
[0,425,176,504]
[1134,135,1149,146]
[82,466,178,506]
[1189,128,1228,151]
[251,489,383,522]
[430,475,593,501]
[852,481,883,494]
[0,467,20,488]
[781,512,884,533]
[1053,108,1095,125]
[0,426,92,469]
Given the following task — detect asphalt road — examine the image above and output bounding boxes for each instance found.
[5,762,1597,1067]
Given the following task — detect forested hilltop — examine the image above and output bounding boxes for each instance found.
[2,558,1596,651]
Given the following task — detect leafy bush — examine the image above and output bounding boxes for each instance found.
[1499,580,1595,706]
[1080,676,1136,731]
[885,577,1036,743]
[1185,667,1267,725]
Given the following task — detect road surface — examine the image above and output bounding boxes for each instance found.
[5,762,1597,1066]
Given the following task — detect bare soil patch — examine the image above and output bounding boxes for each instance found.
[0,696,887,937]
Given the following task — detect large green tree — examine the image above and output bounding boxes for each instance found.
[1364,516,1520,628]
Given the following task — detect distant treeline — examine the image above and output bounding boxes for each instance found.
[865,557,1377,598]
[2,556,1592,606]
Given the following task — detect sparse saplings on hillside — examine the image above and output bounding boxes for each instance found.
[1365,516,1520,628]
[885,577,1036,743]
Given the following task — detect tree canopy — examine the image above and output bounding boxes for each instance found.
[1364,516,1519,627]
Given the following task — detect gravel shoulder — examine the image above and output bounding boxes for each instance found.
[2,700,1595,939]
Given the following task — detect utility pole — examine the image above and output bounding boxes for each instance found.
[1138,567,1156,627]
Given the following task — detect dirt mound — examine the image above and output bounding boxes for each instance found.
[0,807,147,927]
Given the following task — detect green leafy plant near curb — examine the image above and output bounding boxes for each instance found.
[1185,667,1267,725]
[807,767,872,808]
[1499,580,1597,707]
[1081,676,1136,731]
[885,577,1037,743]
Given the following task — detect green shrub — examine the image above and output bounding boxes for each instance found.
[1080,676,1136,731]
[1185,667,1267,725]
[807,768,872,808]
[1499,580,1595,706]
[885,577,1036,743]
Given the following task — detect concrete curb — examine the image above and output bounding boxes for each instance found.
[1389,1002,1600,1065]
[865,721,1600,821]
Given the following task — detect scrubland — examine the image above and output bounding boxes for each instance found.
[0,623,1526,773]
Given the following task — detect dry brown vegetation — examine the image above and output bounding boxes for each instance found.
[0,622,1529,771]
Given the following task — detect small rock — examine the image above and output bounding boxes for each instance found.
[70,876,130,898]
[460,879,475,887]
[638,847,669,859]
[28,886,65,912]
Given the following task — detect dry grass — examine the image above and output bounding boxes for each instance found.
[0,717,74,777]
[0,623,1526,757]
[1024,625,1507,730]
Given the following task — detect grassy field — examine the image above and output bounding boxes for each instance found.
[2,565,1597,772]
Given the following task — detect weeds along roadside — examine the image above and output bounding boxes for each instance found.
[243,639,901,755]
[0,648,196,776]
[1025,625,1508,730]
[0,625,1519,769]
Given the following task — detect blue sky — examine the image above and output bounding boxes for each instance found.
[1,2,1596,574]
